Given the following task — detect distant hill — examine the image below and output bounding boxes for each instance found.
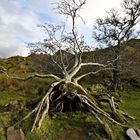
[0,39,140,140]
[93,39,140,86]
[0,39,140,87]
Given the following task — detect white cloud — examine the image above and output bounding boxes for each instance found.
[80,0,122,26]
[0,0,139,58]
[0,0,45,58]
[53,0,123,45]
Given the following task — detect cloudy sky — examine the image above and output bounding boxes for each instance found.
[0,0,124,58]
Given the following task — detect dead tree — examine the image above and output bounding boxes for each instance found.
[93,0,140,91]
[2,0,137,139]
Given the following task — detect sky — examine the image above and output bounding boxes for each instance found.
[0,0,125,58]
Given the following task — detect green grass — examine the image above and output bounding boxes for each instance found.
[0,127,6,140]
[26,112,97,140]
[25,88,140,140]
[121,89,140,127]
[0,90,28,106]
[0,74,55,139]
[0,113,13,140]
[0,73,140,140]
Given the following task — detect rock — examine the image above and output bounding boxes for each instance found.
[5,100,25,112]
[126,128,140,140]
[88,132,94,137]
[91,84,106,93]
[7,127,25,140]
[41,136,48,140]
[136,128,140,137]
[7,127,15,140]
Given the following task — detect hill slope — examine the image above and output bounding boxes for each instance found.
[0,39,140,140]
[1,39,140,86]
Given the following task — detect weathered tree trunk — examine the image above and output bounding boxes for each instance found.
[111,62,120,91]
[110,48,122,92]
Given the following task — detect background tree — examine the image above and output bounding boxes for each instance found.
[93,0,140,91]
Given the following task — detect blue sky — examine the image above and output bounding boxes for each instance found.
[0,0,125,58]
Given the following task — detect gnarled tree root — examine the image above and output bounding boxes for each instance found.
[14,81,128,137]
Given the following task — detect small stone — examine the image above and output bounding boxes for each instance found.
[126,128,140,140]
[41,136,48,140]
[88,132,94,137]
[5,100,25,112]
[7,127,25,140]
[135,128,140,137]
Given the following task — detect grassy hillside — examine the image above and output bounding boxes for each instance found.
[1,39,140,85]
[0,39,140,139]
[0,74,140,139]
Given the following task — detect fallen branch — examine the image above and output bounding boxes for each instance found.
[73,91,127,127]
[6,73,61,81]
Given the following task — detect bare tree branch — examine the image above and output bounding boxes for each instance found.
[3,72,61,81]
[74,68,113,83]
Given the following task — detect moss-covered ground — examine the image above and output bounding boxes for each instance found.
[0,74,140,140]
